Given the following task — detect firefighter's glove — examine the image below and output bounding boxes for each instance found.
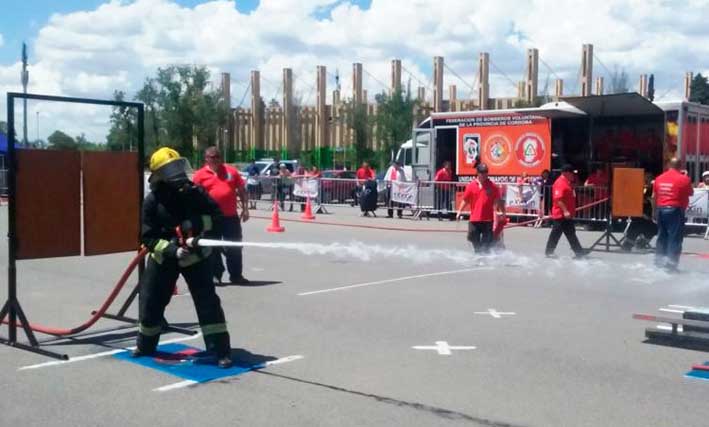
[185,236,200,248]
[175,247,191,260]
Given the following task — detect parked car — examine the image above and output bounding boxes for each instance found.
[238,159,299,196]
[320,170,357,204]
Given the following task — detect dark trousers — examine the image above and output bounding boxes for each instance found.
[137,257,230,356]
[210,215,243,282]
[655,207,685,267]
[622,218,657,250]
[435,187,452,218]
[545,219,584,255]
[467,221,494,253]
[387,187,403,218]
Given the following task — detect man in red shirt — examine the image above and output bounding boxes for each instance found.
[353,161,376,206]
[193,147,250,285]
[584,166,609,201]
[456,163,502,254]
[545,164,587,258]
[356,161,375,182]
[653,157,693,271]
[434,161,454,221]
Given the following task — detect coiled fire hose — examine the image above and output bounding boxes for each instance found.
[1,247,148,336]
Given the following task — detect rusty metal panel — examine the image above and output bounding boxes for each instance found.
[612,168,644,218]
[16,150,81,259]
[82,151,140,255]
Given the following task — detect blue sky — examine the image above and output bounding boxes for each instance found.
[0,0,706,142]
[0,0,373,64]
[0,0,262,63]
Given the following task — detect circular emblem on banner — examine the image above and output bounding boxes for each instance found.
[515,133,545,168]
[463,134,480,165]
[485,134,512,167]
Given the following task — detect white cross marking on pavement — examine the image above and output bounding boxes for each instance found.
[412,341,476,355]
[473,308,516,318]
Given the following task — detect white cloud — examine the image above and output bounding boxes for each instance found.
[2,0,709,140]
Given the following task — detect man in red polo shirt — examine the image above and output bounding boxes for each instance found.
[584,166,609,201]
[653,157,693,271]
[353,161,376,206]
[434,160,454,221]
[456,163,502,254]
[545,164,587,258]
[193,147,250,285]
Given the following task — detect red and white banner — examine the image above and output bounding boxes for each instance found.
[457,115,551,176]
[293,178,319,198]
[391,181,417,205]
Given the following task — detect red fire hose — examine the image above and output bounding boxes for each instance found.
[503,197,610,229]
[2,247,148,336]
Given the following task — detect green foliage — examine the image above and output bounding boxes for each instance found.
[75,133,104,151]
[46,131,103,151]
[690,73,709,105]
[373,88,416,167]
[107,90,137,152]
[343,99,370,166]
[47,130,77,150]
[109,65,228,158]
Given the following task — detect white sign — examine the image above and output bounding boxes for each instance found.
[505,184,540,211]
[391,181,418,205]
[686,189,708,223]
[412,341,476,355]
[293,178,319,198]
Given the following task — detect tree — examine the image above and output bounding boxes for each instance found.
[344,99,370,165]
[152,65,229,158]
[47,130,77,150]
[608,66,630,94]
[107,90,137,152]
[75,133,102,151]
[108,65,229,159]
[135,78,161,153]
[372,88,417,166]
[690,73,709,105]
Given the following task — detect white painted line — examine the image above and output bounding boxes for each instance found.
[262,354,304,367]
[412,341,476,355]
[153,354,304,392]
[154,380,197,392]
[656,324,684,332]
[474,308,516,318]
[668,305,696,310]
[298,267,491,296]
[659,308,685,314]
[19,333,202,371]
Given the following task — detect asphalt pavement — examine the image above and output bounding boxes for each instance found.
[1,205,708,427]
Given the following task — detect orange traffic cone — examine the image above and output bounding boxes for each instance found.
[301,196,316,220]
[267,200,286,232]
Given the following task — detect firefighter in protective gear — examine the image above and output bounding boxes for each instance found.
[134,147,232,368]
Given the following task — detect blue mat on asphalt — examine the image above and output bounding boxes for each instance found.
[114,343,260,383]
[685,361,709,381]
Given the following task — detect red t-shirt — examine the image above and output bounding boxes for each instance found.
[653,169,693,209]
[356,167,375,181]
[585,172,609,200]
[462,179,500,222]
[193,164,244,216]
[435,168,453,182]
[551,175,576,220]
